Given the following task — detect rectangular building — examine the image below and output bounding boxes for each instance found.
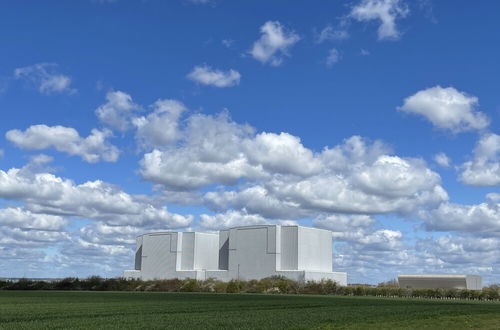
[398,274,482,290]
[124,225,347,285]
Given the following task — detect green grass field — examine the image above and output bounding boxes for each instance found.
[1,291,499,329]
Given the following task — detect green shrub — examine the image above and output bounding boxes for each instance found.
[53,277,80,290]
[5,278,35,290]
[226,280,241,293]
[81,276,105,291]
[213,280,228,293]
[150,279,183,292]
[180,279,200,292]
[0,276,494,301]
[482,287,499,300]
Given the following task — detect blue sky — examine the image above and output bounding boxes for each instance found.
[0,0,499,284]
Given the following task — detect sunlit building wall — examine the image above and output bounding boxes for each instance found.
[124,225,347,285]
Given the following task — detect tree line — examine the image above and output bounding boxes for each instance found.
[1,276,499,301]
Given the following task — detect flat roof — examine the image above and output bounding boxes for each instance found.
[138,225,332,238]
[398,274,479,279]
[225,224,331,232]
[137,231,218,238]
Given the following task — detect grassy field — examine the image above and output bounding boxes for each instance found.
[1,291,499,329]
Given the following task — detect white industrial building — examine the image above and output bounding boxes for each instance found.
[123,225,347,285]
[398,274,482,290]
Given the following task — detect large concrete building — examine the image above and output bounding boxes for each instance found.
[123,225,347,285]
[398,274,482,290]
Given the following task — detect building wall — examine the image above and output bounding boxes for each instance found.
[193,232,219,270]
[124,225,347,285]
[228,226,279,280]
[297,226,332,272]
[280,226,298,270]
[466,275,482,290]
[134,235,142,271]
[180,232,195,270]
[218,230,229,270]
[141,233,178,280]
[398,275,483,290]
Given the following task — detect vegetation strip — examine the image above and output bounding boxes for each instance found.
[2,276,500,301]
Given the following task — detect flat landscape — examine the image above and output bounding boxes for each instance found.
[1,291,499,329]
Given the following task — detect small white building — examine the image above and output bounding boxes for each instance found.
[123,225,347,285]
[398,274,482,290]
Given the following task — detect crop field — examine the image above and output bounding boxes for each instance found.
[1,291,499,329]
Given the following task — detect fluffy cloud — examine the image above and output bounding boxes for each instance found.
[260,162,445,216]
[421,193,500,235]
[200,210,269,230]
[315,25,349,43]
[313,214,382,245]
[140,112,264,190]
[133,99,186,149]
[352,156,440,199]
[398,86,490,133]
[0,159,194,277]
[134,109,450,281]
[96,90,141,131]
[0,226,69,248]
[0,167,193,228]
[249,21,300,66]
[326,48,341,67]
[139,116,324,191]
[266,145,446,216]
[312,213,412,283]
[14,63,75,95]
[460,133,500,186]
[0,207,67,231]
[204,185,307,220]
[187,65,241,87]
[434,152,451,168]
[243,132,323,177]
[6,125,119,163]
[350,0,409,40]
[140,109,447,219]
[417,235,500,269]
[4,89,490,281]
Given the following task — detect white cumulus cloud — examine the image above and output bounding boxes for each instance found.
[420,193,500,235]
[14,63,75,95]
[0,167,193,229]
[249,21,300,66]
[434,152,451,168]
[6,125,119,163]
[398,86,490,133]
[187,65,241,87]
[315,25,349,43]
[200,210,269,230]
[133,99,186,149]
[460,133,500,186]
[0,207,68,231]
[350,0,409,40]
[96,90,141,131]
[140,112,264,190]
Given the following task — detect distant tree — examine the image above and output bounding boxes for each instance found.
[377,279,399,288]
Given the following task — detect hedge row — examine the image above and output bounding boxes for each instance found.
[1,276,499,300]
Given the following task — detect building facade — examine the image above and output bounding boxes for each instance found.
[123,225,347,285]
[398,274,482,290]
